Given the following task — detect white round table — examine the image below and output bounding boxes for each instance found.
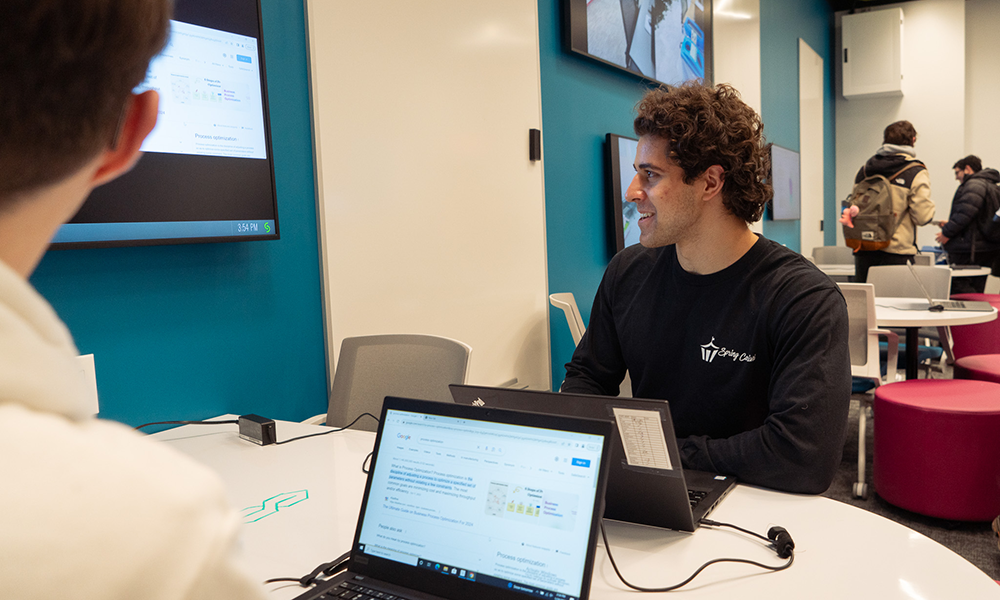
[949,265,992,277]
[875,297,997,379]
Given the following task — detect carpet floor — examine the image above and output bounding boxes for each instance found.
[821,395,1000,581]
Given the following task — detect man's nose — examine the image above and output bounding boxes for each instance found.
[625,174,642,203]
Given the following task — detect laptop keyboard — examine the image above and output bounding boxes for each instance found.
[688,489,708,507]
[317,581,411,600]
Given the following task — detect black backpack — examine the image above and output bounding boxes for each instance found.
[977,181,1000,244]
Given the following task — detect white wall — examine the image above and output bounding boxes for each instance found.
[966,0,1000,292]
[835,0,965,247]
[800,39,825,253]
[306,1,552,392]
[713,0,762,233]
[965,0,1000,169]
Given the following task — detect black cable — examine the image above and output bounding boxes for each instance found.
[275,412,379,445]
[600,519,794,593]
[362,451,373,474]
[135,419,239,430]
[264,550,351,586]
[699,518,771,543]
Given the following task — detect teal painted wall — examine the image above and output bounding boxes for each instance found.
[540,0,836,388]
[538,0,650,390]
[28,0,328,427]
[25,1,835,422]
[760,0,837,249]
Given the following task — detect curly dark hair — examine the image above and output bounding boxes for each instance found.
[633,82,771,223]
[0,0,172,204]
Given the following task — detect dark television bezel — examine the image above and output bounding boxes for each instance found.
[768,143,801,221]
[50,0,279,250]
[605,132,638,254]
[564,0,714,88]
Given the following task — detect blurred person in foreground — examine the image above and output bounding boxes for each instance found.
[0,1,266,598]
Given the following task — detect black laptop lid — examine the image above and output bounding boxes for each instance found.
[449,385,737,532]
[348,396,613,600]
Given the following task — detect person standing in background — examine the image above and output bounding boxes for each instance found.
[935,155,1000,294]
[851,121,935,283]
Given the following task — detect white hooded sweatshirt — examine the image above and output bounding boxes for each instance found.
[0,259,265,600]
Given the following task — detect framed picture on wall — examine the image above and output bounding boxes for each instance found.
[769,144,801,221]
[565,0,713,87]
[605,133,640,253]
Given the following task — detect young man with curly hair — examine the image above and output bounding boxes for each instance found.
[0,1,265,597]
[561,82,851,495]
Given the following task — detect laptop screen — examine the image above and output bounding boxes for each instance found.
[905,261,936,303]
[355,404,608,600]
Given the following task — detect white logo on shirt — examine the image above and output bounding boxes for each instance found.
[700,337,757,364]
[700,337,720,362]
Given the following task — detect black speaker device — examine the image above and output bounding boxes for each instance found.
[238,414,276,446]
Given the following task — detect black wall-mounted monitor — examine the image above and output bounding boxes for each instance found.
[50,0,279,249]
[769,144,801,221]
[606,133,640,253]
[566,0,713,87]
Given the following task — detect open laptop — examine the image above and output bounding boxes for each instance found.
[292,396,613,600]
[450,385,736,532]
[906,262,993,311]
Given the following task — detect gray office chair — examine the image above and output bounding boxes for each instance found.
[867,264,952,298]
[866,264,954,367]
[305,334,472,432]
[838,283,898,499]
[549,292,632,397]
[812,246,854,264]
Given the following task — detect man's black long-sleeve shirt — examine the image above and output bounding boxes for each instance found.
[562,235,851,494]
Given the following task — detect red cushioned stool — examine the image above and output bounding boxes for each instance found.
[950,293,1000,359]
[954,354,1000,385]
[874,379,1000,521]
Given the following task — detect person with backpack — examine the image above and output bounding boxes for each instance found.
[935,155,1000,294]
[847,121,935,282]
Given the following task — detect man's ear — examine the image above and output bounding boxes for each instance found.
[699,164,725,201]
[91,89,160,187]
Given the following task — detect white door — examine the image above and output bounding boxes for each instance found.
[306,1,551,390]
[799,39,825,254]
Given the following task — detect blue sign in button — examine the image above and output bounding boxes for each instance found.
[571,458,591,467]
[236,54,252,63]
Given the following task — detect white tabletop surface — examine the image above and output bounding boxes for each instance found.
[814,263,992,278]
[814,263,854,276]
[874,297,998,328]
[154,417,1000,599]
[949,266,993,277]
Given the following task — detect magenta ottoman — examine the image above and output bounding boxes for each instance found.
[950,293,1000,359]
[954,354,1000,385]
[873,379,1000,521]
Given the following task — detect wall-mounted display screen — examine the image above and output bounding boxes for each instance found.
[769,144,801,221]
[606,133,640,253]
[566,0,713,87]
[51,0,278,249]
